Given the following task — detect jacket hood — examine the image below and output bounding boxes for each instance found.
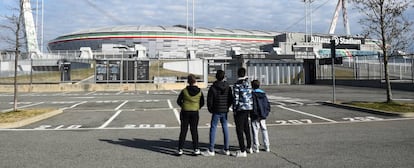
[253,88,265,93]
[253,89,267,98]
[186,85,201,96]
[213,81,229,93]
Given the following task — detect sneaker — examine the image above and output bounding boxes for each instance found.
[193,149,201,155]
[265,148,270,152]
[232,150,247,157]
[254,148,260,153]
[177,149,183,155]
[201,150,215,156]
[247,148,253,154]
[222,149,230,156]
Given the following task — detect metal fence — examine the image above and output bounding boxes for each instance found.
[317,56,414,82]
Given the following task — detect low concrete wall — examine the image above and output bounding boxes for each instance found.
[0,82,207,93]
[316,79,414,92]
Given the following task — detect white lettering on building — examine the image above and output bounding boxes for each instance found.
[311,36,361,45]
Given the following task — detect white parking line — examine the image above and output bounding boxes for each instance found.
[167,99,180,124]
[115,100,128,110]
[99,110,123,129]
[277,105,337,123]
[1,102,45,113]
[84,91,96,95]
[69,101,87,109]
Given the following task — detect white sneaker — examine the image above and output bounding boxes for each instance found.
[265,148,270,152]
[232,150,247,157]
[177,149,183,155]
[222,149,230,156]
[254,148,260,153]
[247,148,253,154]
[201,150,215,156]
[193,149,201,155]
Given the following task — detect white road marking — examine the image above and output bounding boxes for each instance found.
[171,90,178,94]
[3,117,414,131]
[85,91,96,95]
[167,99,180,124]
[115,100,128,110]
[99,110,123,129]
[393,98,413,101]
[69,101,87,109]
[115,91,123,95]
[71,97,95,99]
[277,105,337,123]
[1,102,44,113]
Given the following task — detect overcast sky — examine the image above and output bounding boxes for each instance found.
[0,0,413,51]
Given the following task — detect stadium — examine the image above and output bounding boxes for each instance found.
[47,25,280,58]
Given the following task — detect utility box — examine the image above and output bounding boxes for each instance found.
[60,62,71,82]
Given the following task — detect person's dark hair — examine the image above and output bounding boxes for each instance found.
[237,67,246,77]
[251,80,260,89]
[216,70,225,81]
[187,74,196,85]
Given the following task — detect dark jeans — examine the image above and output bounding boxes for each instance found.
[234,110,252,152]
[178,111,199,150]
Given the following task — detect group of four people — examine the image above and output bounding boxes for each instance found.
[176,67,271,157]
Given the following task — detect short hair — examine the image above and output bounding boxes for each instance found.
[216,70,225,81]
[187,74,196,85]
[237,67,246,77]
[251,80,260,89]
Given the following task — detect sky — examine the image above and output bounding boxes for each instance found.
[0,0,413,51]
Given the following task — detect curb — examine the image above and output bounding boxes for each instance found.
[322,101,414,118]
[0,109,63,129]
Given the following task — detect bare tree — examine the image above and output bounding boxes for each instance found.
[0,1,25,111]
[351,0,413,103]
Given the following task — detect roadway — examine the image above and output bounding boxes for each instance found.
[0,85,413,167]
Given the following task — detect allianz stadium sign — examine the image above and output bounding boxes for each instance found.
[311,36,362,45]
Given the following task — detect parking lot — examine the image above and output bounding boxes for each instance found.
[0,85,409,130]
[0,85,413,167]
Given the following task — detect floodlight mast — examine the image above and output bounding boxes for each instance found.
[329,0,351,36]
[22,0,42,58]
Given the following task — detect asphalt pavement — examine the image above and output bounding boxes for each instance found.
[0,85,413,168]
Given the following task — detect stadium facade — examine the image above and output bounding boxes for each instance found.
[48,25,382,60]
[48,25,279,58]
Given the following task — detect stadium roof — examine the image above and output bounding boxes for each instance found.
[65,25,279,37]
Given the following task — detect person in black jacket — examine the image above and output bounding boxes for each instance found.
[176,74,205,156]
[202,70,233,156]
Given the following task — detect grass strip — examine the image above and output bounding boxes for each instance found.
[0,108,56,123]
[348,102,414,113]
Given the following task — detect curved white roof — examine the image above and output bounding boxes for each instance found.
[62,25,279,37]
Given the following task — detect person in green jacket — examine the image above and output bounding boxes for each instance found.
[176,74,205,156]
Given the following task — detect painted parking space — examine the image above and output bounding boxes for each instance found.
[288,105,396,123]
[121,100,165,110]
[22,110,117,129]
[266,105,332,125]
[105,109,177,129]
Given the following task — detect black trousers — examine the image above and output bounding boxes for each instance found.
[178,111,199,150]
[234,110,252,152]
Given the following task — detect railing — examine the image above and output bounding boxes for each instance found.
[317,56,414,82]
